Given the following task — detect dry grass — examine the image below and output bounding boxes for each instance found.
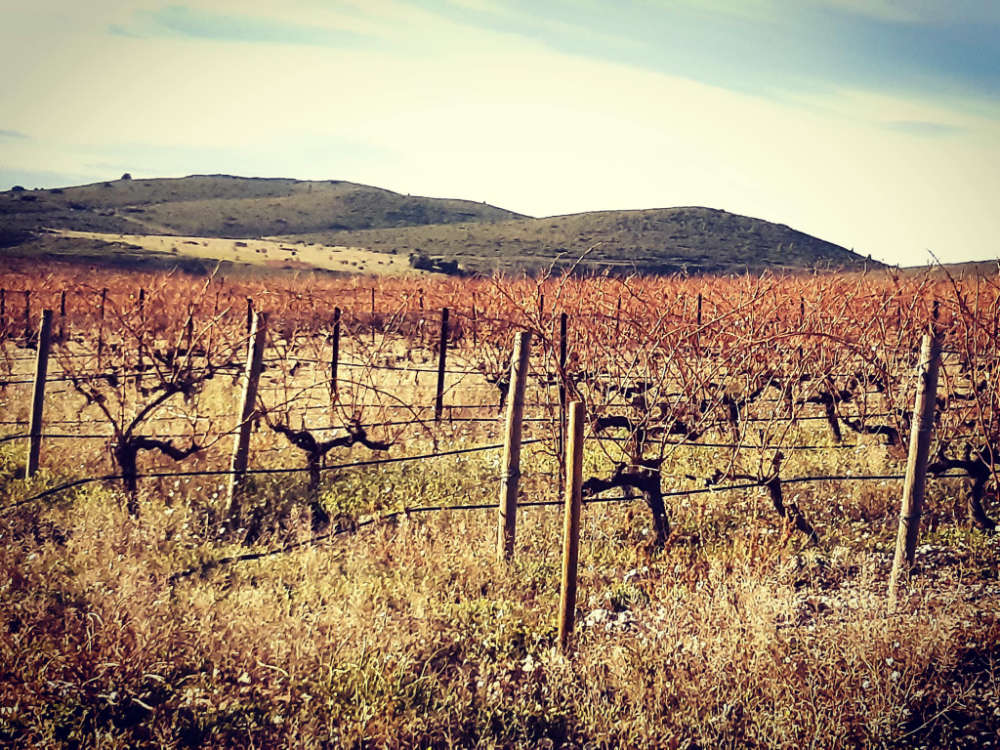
[49,230,425,277]
[2,419,998,748]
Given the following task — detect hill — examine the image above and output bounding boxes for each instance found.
[287,206,874,275]
[0,175,524,241]
[0,175,877,276]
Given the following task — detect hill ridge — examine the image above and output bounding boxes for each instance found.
[0,175,877,276]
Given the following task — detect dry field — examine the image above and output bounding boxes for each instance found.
[51,230,424,276]
[1,262,999,748]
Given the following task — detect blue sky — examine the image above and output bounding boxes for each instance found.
[2,0,998,265]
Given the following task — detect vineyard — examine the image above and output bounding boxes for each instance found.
[2,259,999,748]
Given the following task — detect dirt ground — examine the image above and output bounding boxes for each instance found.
[50,229,424,276]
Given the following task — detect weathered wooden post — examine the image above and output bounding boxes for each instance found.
[695,292,703,354]
[22,290,30,340]
[471,293,478,347]
[888,331,942,608]
[434,308,449,421]
[226,312,267,525]
[370,287,376,345]
[26,310,53,477]
[558,400,585,651]
[58,291,66,341]
[135,288,146,392]
[330,306,341,403]
[497,331,531,561]
[418,288,426,345]
[557,312,568,489]
[97,288,107,367]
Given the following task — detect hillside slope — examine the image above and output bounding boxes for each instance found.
[1,176,877,276]
[288,206,873,275]
[0,175,524,240]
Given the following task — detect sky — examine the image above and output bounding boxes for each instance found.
[1,0,998,266]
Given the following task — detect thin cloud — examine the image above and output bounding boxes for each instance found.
[423,0,1000,102]
[883,120,965,137]
[0,129,28,139]
[107,23,144,39]
[124,4,362,47]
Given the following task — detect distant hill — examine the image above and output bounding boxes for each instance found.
[288,206,875,275]
[0,175,524,240]
[0,175,878,276]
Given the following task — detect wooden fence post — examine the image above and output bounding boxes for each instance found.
[23,291,30,340]
[246,297,253,333]
[58,291,66,341]
[135,288,146,392]
[497,331,531,561]
[331,306,341,403]
[471,293,478,346]
[418,288,425,346]
[226,312,267,525]
[695,292,703,354]
[434,308,449,421]
[557,312,568,489]
[26,310,53,478]
[97,288,107,367]
[888,331,942,608]
[558,400,585,651]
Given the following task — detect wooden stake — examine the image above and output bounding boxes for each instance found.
[498,331,531,561]
[22,290,30,340]
[58,291,66,341]
[558,400,585,651]
[226,312,267,524]
[98,289,106,367]
[888,332,942,608]
[135,288,146,392]
[331,306,341,403]
[246,297,253,333]
[557,312,568,488]
[434,308,449,421]
[471,293,478,346]
[26,310,53,477]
